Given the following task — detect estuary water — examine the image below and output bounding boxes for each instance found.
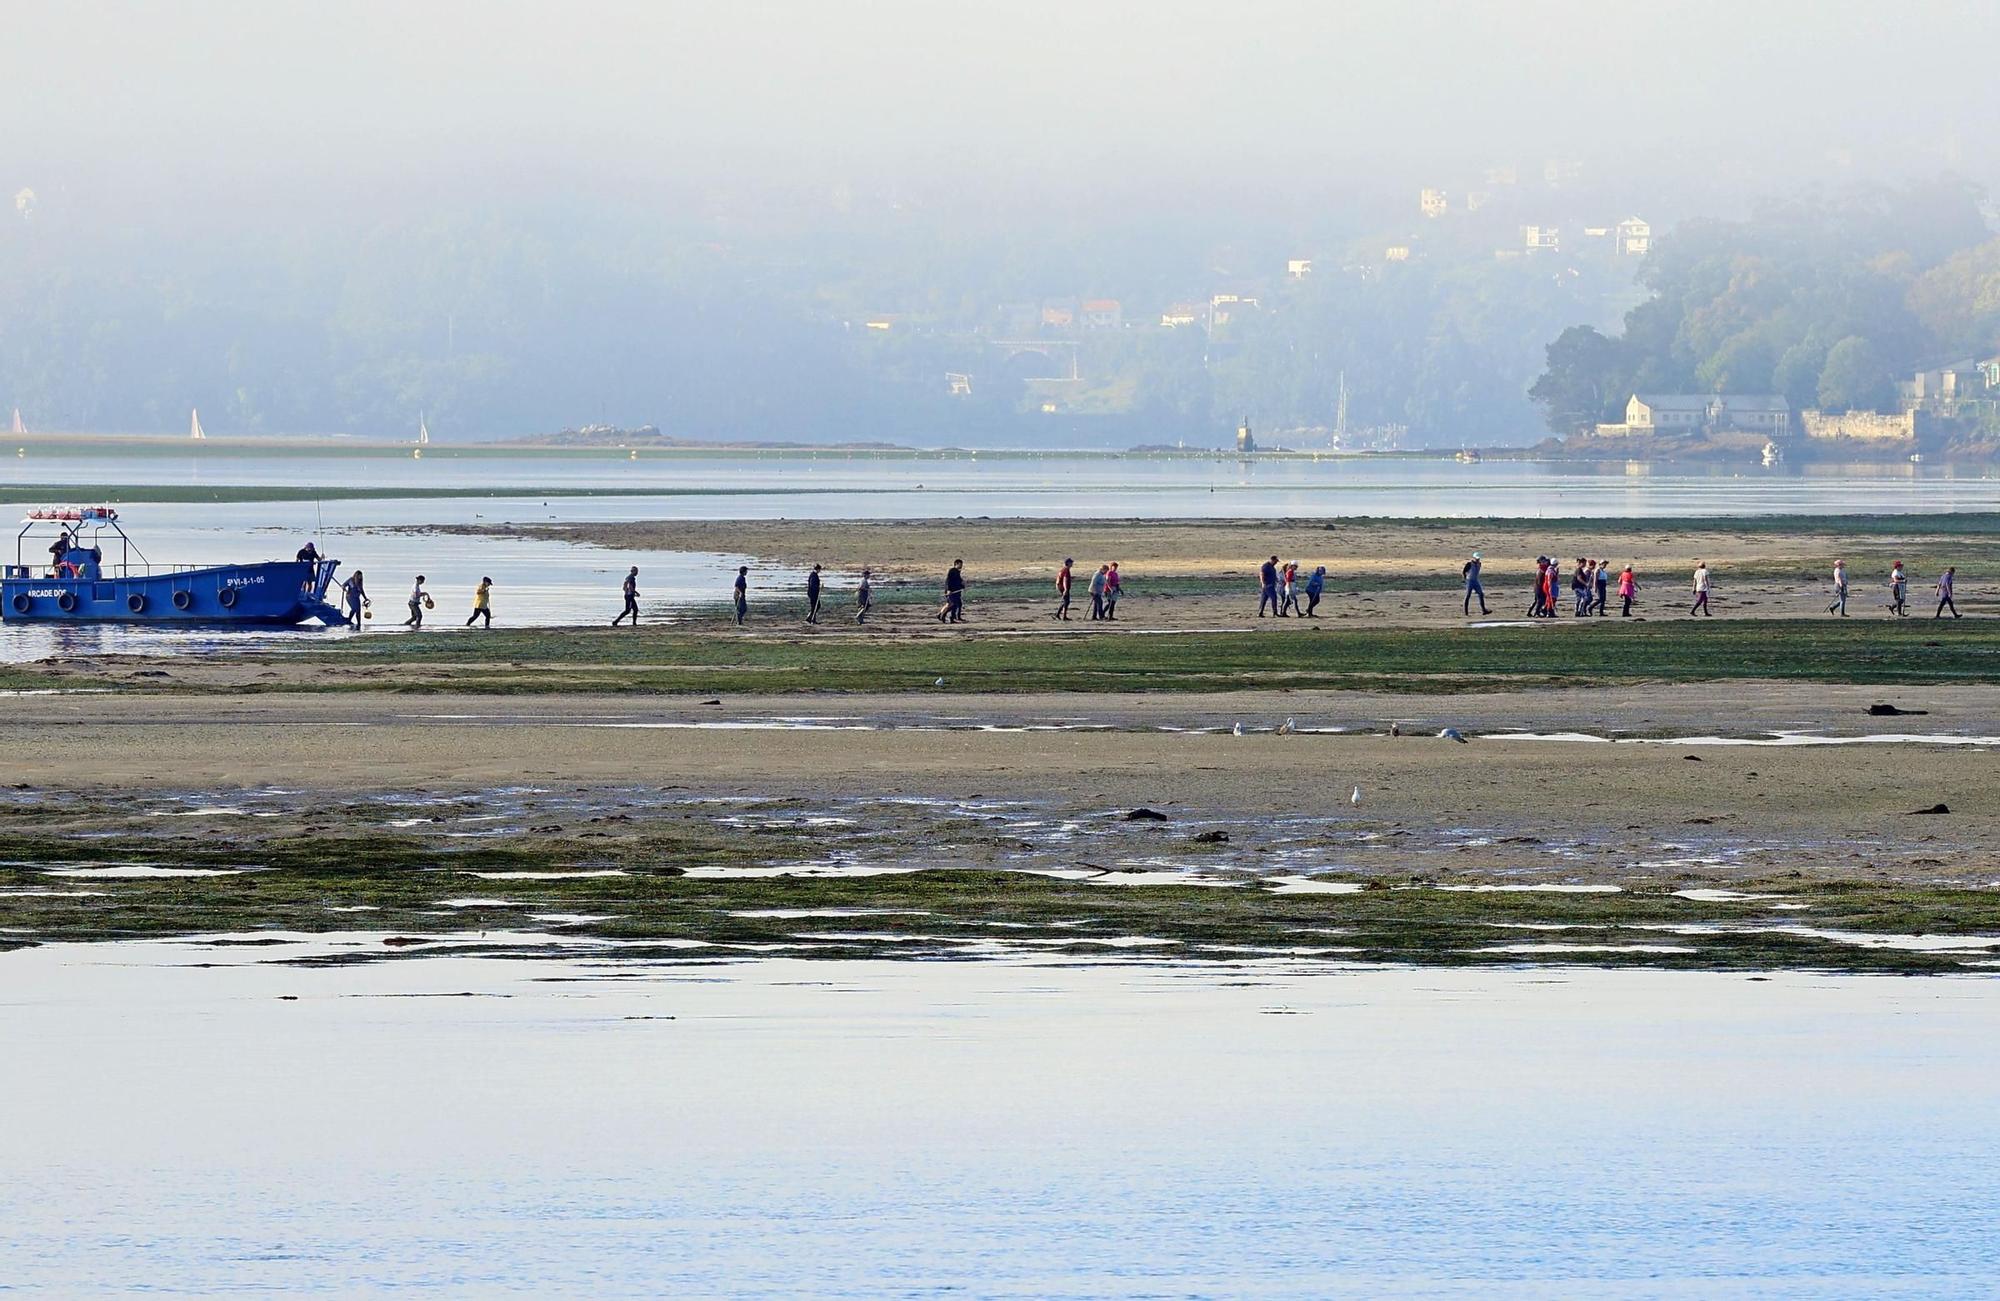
[3,942,1997,1297]
[6,441,2000,519]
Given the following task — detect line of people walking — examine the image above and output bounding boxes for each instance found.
[333,571,497,630]
[1256,556,1327,617]
[1054,559,1123,620]
[1456,552,1966,620]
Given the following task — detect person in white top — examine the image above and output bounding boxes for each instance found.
[1690,561,1712,617]
[403,574,429,628]
[1828,559,1848,617]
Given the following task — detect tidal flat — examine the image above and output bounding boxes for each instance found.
[4,777,1999,974]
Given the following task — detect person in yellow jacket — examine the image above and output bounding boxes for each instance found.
[465,576,492,628]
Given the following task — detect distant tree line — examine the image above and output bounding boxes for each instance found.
[1530,179,2000,434]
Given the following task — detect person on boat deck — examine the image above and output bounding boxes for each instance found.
[467,577,493,628]
[404,575,428,628]
[343,570,367,628]
[48,529,70,574]
[295,541,320,564]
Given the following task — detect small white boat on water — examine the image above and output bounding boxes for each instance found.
[1761,441,1781,466]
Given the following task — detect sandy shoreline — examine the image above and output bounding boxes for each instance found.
[437,515,1998,627]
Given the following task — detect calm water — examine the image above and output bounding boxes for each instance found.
[3,943,1997,1297]
[5,443,2000,518]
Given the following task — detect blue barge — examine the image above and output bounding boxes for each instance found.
[2,507,348,626]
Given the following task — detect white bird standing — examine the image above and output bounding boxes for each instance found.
[1439,727,1468,743]
[1231,722,1244,737]
[1276,717,1296,736]
[1350,785,1362,805]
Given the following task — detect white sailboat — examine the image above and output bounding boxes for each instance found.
[189,408,206,440]
[417,412,431,446]
[9,408,23,436]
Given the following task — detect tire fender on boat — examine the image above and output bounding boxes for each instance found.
[9,593,28,614]
[217,586,238,609]
[55,591,76,613]
[127,593,146,613]
[171,589,193,611]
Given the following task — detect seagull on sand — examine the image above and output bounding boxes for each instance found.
[1231,722,1244,737]
[1276,717,1297,736]
[1438,727,1468,743]
[1350,785,1362,805]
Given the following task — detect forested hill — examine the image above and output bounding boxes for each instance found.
[1531,180,2000,434]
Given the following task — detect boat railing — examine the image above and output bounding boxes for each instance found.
[3,562,207,581]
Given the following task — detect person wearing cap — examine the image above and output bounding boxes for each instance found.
[1690,560,1712,616]
[1593,557,1611,615]
[1054,558,1073,621]
[1889,561,1908,617]
[1462,550,1488,616]
[855,567,873,624]
[1828,559,1848,616]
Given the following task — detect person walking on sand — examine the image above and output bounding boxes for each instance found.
[940,559,965,623]
[1572,558,1591,617]
[1054,558,1073,621]
[1618,564,1638,617]
[1462,551,1489,616]
[1690,561,1712,616]
[805,563,823,624]
[403,574,429,628]
[1089,564,1108,620]
[1889,561,1908,617]
[1304,564,1326,617]
[733,565,750,626]
[1828,559,1848,617]
[1528,557,1547,618]
[1936,566,1961,619]
[465,577,492,628]
[1258,555,1280,617]
[1103,562,1122,619]
[342,568,368,628]
[855,567,873,624]
[612,566,640,626]
[1593,559,1611,616]
[1540,558,1559,618]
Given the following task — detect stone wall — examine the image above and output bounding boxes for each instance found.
[1801,410,1917,442]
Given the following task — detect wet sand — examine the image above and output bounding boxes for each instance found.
[4,685,1993,885]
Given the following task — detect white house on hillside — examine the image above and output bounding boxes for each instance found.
[1597,393,1791,437]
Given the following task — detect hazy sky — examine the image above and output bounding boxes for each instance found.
[9,0,2000,218]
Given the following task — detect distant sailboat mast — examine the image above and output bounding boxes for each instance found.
[9,408,23,436]
[1333,371,1349,448]
[417,412,431,446]
[190,408,205,440]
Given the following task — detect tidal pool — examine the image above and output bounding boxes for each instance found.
[4,942,1999,1296]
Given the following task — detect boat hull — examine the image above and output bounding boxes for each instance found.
[2,560,346,626]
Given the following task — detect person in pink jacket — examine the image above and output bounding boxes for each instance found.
[1618,565,1638,617]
